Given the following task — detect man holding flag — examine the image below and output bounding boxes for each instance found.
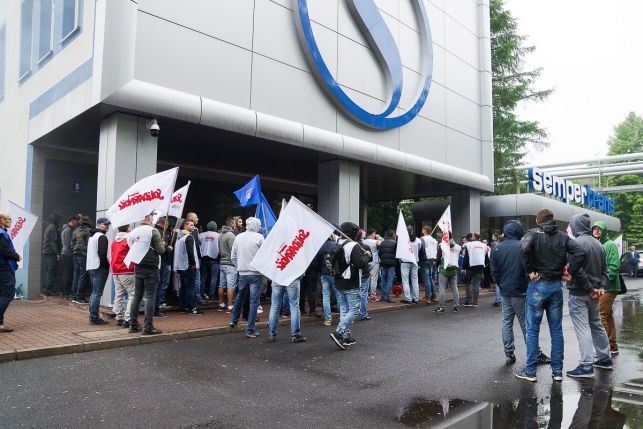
[0,212,21,332]
[433,206,461,313]
[395,212,419,304]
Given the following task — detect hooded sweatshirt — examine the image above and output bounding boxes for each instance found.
[567,214,608,295]
[491,220,527,297]
[219,225,236,266]
[111,231,134,275]
[231,217,264,276]
[591,220,621,292]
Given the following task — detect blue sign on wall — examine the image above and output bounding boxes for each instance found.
[293,0,433,130]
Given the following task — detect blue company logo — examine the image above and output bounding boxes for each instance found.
[294,0,433,130]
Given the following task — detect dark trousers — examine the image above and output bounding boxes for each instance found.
[42,254,58,295]
[60,255,74,297]
[178,267,196,311]
[0,270,16,325]
[72,254,89,300]
[130,265,159,330]
[299,272,319,314]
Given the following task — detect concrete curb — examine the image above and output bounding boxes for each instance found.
[0,291,492,363]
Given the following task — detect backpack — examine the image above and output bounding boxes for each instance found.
[323,240,350,277]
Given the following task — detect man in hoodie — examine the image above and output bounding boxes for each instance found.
[175,219,202,315]
[0,212,21,332]
[564,214,612,378]
[434,238,460,313]
[516,209,586,383]
[218,217,237,313]
[229,217,264,338]
[400,227,421,304]
[463,232,489,307]
[491,220,550,366]
[592,221,623,354]
[378,230,397,303]
[86,217,111,325]
[41,213,61,296]
[60,214,79,299]
[200,221,220,303]
[71,215,93,304]
[186,212,205,303]
[111,225,135,327]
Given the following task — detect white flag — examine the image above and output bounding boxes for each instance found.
[436,205,452,245]
[106,168,178,228]
[250,196,335,286]
[614,235,623,256]
[7,202,38,252]
[566,225,575,239]
[155,181,191,219]
[395,211,416,265]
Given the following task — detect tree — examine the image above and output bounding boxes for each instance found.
[491,0,552,194]
[607,112,643,246]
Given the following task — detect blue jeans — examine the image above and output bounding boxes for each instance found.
[219,264,238,290]
[400,262,419,301]
[380,266,395,300]
[193,267,202,300]
[72,254,88,300]
[495,285,502,304]
[630,263,639,277]
[88,267,109,322]
[178,267,196,311]
[501,295,526,355]
[359,271,369,318]
[268,279,301,337]
[200,259,220,298]
[320,274,335,321]
[465,270,482,305]
[335,288,360,339]
[438,274,459,308]
[155,263,171,311]
[231,274,262,334]
[525,280,564,375]
[419,260,435,297]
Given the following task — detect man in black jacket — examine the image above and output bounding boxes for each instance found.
[516,209,586,383]
[60,214,79,299]
[0,212,21,332]
[87,218,111,325]
[41,213,61,296]
[378,230,397,303]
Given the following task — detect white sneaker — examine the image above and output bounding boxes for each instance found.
[257,305,264,314]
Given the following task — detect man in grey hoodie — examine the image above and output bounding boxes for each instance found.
[60,214,79,299]
[229,217,264,338]
[565,213,612,379]
[218,217,237,313]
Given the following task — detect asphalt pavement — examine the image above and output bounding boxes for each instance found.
[0,279,641,428]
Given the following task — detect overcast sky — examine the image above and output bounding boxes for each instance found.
[503,0,643,166]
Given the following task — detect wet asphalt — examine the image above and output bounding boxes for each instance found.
[0,279,641,428]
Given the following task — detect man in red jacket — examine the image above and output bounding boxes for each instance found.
[111,225,136,328]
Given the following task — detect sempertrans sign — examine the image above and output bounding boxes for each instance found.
[293,0,433,130]
[528,167,616,214]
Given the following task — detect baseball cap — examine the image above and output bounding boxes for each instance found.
[96,217,111,225]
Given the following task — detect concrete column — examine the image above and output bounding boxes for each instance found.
[24,145,45,299]
[96,113,157,305]
[317,160,360,225]
[452,190,481,241]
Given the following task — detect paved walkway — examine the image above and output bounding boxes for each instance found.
[0,285,489,362]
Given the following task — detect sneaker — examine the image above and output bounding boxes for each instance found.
[142,327,162,335]
[400,299,412,304]
[434,307,445,313]
[116,320,124,327]
[537,351,551,365]
[420,296,431,303]
[292,335,307,343]
[229,323,236,329]
[268,335,276,342]
[202,294,210,301]
[453,307,459,313]
[191,308,204,315]
[492,302,500,307]
[515,370,537,383]
[323,319,332,326]
[411,300,419,305]
[128,324,141,333]
[218,304,226,311]
[360,316,372,321]
[463,303,473,307]
[610,347,619,355]
[159,303,172,309]
[552,373,563,382]
[75,298,89,304]
[505,354,516,366]
[593,358,614,370]
[153,312,168,318]
[226,305,233,314]
[121,321,130,329]
[472,304,478,308]
[330,332,346,350]
[342,337,357,346]
[245,331,261,338]
[89,319,108,326]
[566,365,594,378]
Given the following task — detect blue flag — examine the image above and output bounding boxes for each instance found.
[255,193,277,238]
[233,175,262,207]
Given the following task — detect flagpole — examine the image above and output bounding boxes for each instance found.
[261,201,269,237]
[162,168,179,239]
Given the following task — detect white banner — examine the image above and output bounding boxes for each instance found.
[395,211,416,265]
[106,168,178,228]
[7,201,38,253]
[614,234,623,256]
[436,205,452,245]
[566,225,575,239]
[250,196,335,286]
[155,181,191,220]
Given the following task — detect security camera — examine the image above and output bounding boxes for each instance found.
[146,119,160,137]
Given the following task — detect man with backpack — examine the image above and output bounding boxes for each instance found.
[329,222,371,350]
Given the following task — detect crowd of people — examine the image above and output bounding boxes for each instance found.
[0,205,631,373]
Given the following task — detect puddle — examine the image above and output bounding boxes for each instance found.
[397,398,491,427]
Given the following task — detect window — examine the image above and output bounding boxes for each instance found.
[61,0,80,44]
[38,0,54,64]
[0,25,5,101]
[19,0,33,81]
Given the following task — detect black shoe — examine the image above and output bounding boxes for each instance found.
[128,324,141,333]
[400,299,412,304]
[197,300,208,306]
[411,300,419,305]
[342,337,357,346]
[292,335,307,343]
[537,351,551,365]
[116,320,124,326]
[89,319,108,325]
[142,327,163,335]
[493,302,500,307]
[505,354,516,365]
[75,298,89,304]
[121,321,130,329]
[360,316,372,321]
[330,332,346,350]
[434,307,445,313]
[463,303,473,307]
[453,306,459,313]
[191,308,204,315]
[153,312,168,318]
[229,323,237,329]
[268,335,276,342]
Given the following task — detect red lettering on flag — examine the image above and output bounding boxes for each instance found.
[9,217,26,240]
[172,193,183,203]
[275,229,311,271]
[118,189,165,211]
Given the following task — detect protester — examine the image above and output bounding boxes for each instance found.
[41,213,61,296]
[218,217,238,313]
[86,217,111,325]
[592,221,623,354]
[175,219,202,315]
[491,220,550,366]
[185,212,204,303]
[128,212,166,335]
[317,233,338,325]
[516,209,586,383]
[462,233,488,307]
[378,230,397,303]
[434,238,460,313]
[71,215,92,304]
[111,224,135,328]
[268,276,307,343]
[490,233,501,306]
[60,214,79,299]
[329,222,371,350]
[154,216,174,315]
[300,259,320,316]
[200,221,220,303]
[625,245,640,277]
[229,217,264,338]
[400,227,421,304]
[0,212,21,332]
[363,229,381,301]
[357,229,373,320]
[419,226,438,303]
[564,214,611,378]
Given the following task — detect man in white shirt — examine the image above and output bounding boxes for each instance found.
[463,232,489,307]
[419,226,438,303]
[199,221,220,303]
[400,227,422,304]
[362,229,381,300]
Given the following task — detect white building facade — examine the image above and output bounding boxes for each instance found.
[0,0,492,298]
